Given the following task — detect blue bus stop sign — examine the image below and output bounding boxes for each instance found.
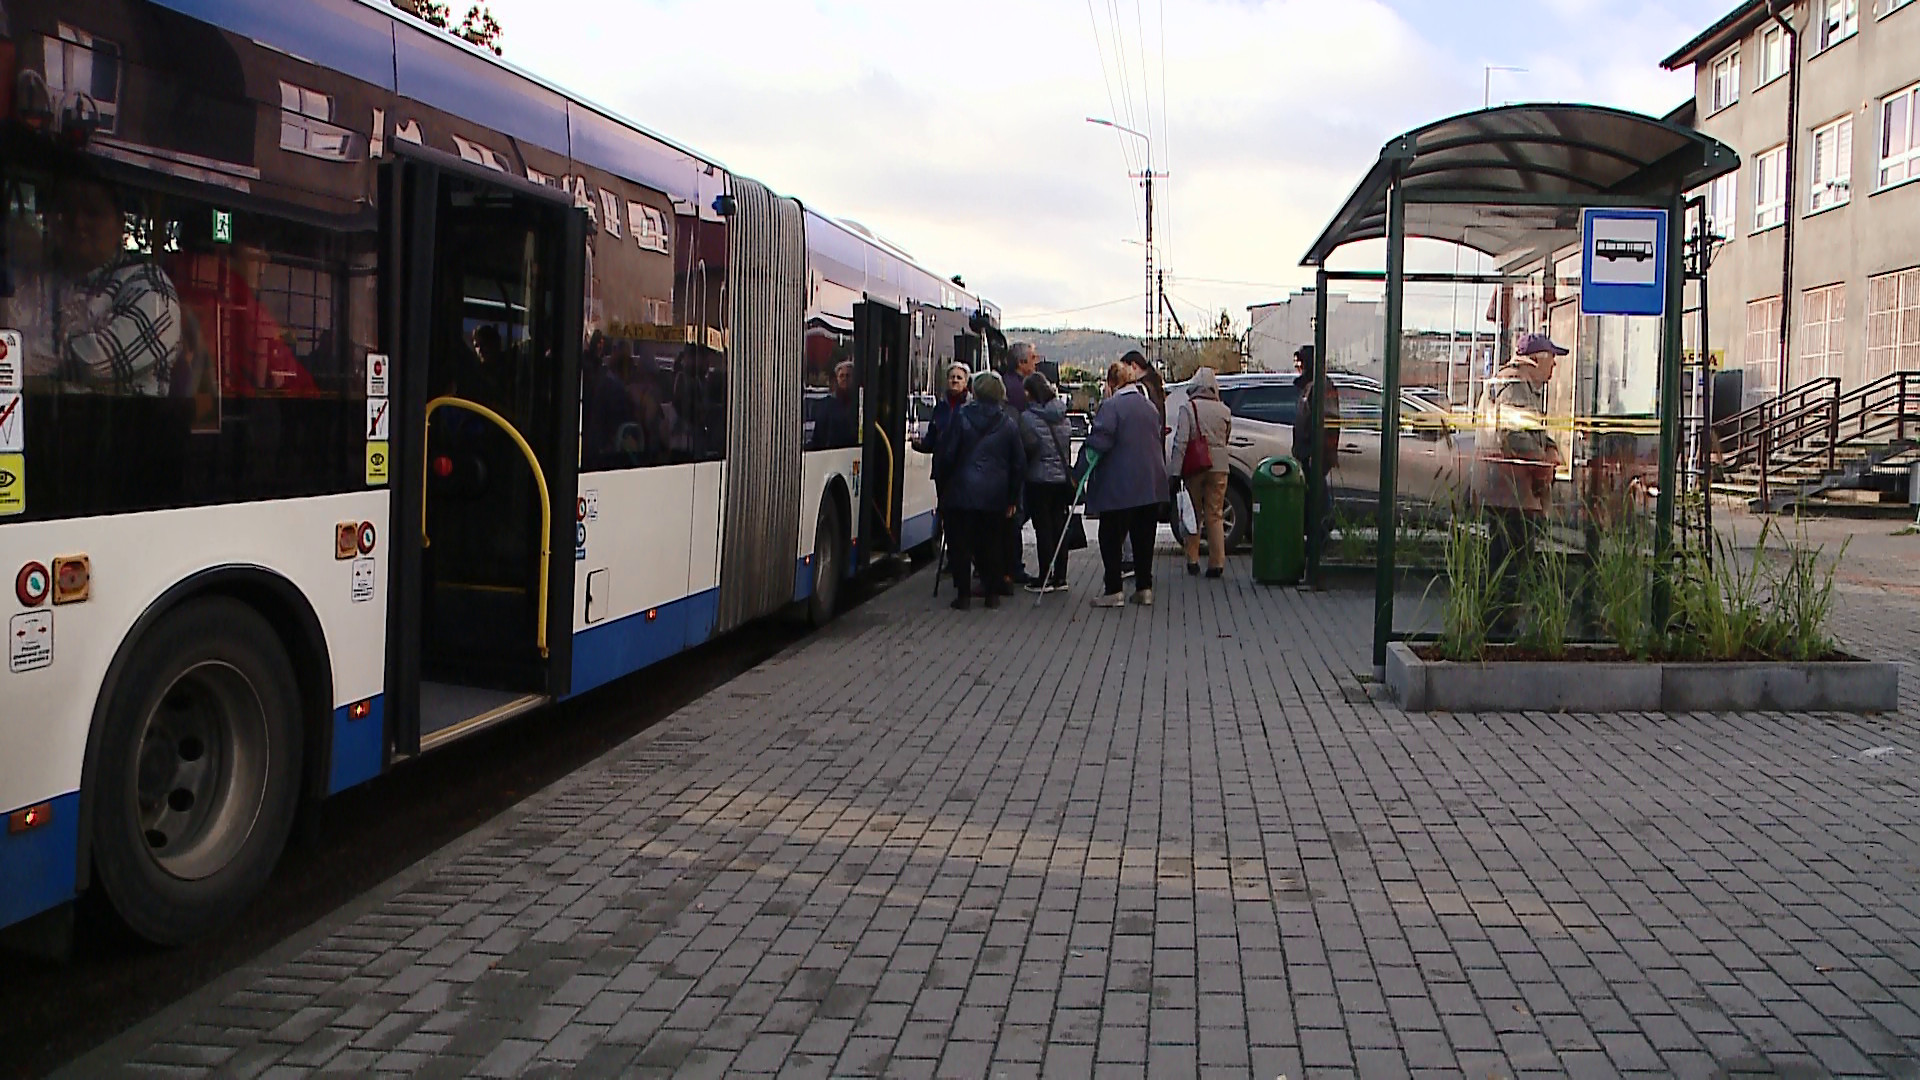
[1580,208,1668,317]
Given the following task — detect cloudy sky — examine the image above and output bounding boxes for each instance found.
[481,0,1728,333]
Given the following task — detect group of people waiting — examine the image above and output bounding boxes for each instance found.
[921,344,1235,611]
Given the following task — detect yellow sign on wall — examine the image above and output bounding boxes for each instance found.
[0,453,23,515]
[365,441,389,486]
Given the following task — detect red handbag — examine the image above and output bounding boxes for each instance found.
[1180,399,1213,478]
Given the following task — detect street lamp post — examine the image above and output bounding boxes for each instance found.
[1087,116,1164,360]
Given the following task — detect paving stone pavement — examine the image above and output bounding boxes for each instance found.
[64,537,1920,1079]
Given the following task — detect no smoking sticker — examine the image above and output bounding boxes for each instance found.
[10,611,51,672]
[0,392,21,453]
[366,398,390,441]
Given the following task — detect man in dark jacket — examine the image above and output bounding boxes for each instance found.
[1291,344,1340,559]
[938,371,1026,609]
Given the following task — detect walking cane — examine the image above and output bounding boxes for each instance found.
[1035,451,1099,607]
[931,519,946,597]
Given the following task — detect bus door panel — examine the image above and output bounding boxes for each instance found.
[854,300,909,560]
[385,153,582,754]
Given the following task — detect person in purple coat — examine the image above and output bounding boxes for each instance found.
[1078,363,1165,608]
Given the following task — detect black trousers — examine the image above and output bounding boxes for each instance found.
[1099,505,1158,595]
[947,509,1004,598]
[1027,481,1072,585]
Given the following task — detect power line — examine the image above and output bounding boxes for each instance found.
[1083,0,1138,176]
[1004,293,1144,320]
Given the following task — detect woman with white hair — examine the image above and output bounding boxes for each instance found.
[1171,367,1233,578]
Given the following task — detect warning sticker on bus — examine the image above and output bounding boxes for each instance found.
[9,611,51,672]
[0,392,21,453]
[366,441,389,486]
[0,453,22,515]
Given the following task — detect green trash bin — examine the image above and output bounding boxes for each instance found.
[1251,456,1306,585]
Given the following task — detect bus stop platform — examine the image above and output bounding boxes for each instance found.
[64,540,1920,1079]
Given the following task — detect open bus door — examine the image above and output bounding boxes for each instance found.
[855,300,910,563]
[383,151,584,756]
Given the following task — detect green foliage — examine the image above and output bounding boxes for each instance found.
[1433,511,1508,662]
[1591,515,1655,659]
[1665,525,1778,661]
[393,0,503,54]
[1770,525,1846,661]
[1516,532,1576,659]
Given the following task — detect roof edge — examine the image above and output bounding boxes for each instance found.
[1661,0,1770,70]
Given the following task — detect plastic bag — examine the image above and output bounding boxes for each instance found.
[1176,487,1198,535]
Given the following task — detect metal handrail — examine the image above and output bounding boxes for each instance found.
[1720,375,1839,469]
[423,396,553,658]
[1726,372,1920,498]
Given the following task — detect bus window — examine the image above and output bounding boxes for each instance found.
[1,156,374,521]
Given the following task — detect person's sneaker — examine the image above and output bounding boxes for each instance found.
[1131,588,1153,606]
[1047,579,1070,593]
[1024,581,1049,594]
[983,593,1001,609]
[1205,567,1224,579]
[1091,592,1125,608]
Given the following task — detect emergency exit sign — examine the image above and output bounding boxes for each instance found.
[213,209,233,244]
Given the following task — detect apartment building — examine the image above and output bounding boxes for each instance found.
[1664,0,1920,404]
[1246,289,1385,375]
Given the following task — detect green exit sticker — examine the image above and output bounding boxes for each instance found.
[213,209,232,244]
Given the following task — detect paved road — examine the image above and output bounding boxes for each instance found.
[64,537,1920,1078]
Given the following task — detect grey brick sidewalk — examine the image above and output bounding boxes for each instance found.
[66,541,1920,1078]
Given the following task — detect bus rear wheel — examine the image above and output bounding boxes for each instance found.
[91,598,303,946]
[808,498,844,627]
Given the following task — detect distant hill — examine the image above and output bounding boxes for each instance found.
[1004,327,1143,377]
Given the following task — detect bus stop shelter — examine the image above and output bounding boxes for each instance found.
[1298,104,1739,673]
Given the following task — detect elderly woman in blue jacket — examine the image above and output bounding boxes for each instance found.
[937,370,1026,610]
[1079,362,1166,607]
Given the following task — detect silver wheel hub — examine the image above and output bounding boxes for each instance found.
[135,661,270,881]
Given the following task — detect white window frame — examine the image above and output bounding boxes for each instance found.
[1709,48,1741,114]
[1815,0,1860,51]
[1866,267,1920,381]
[45,23,121,133]
[278,81,353,162]
[1753,144,1788,232]
[1745,296,1784,395]
[1879,83,1920,190]
[1699,170,1738,240]
[1808,115,1853,213]
[1758,23,1789,86]
[1877,0,1916,17]
[1801,283,1847,380]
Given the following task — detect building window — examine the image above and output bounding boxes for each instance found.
[450,134,508,173]
[1877,0,1916,16]
[1758,23,1789,85]
[1698,170,1738,240]
[1709,48,1741,113]
[1815,0,1860,50]
[1753,144,1787,231]
[1866,267,1920,381]
[44,24,121,133]
[1802,283,1847,380]
[278,82,352,161]
[1745,296,1783,395]
[1808,115,1853,212]
[1880,83,1920,189]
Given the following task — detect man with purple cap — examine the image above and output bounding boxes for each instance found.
[1477,332,1568,601]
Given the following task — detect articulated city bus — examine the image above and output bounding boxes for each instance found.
[0,0,1000,944]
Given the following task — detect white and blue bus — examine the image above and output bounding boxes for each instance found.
[0,0,999,944]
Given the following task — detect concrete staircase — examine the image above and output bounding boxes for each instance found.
[1712,372,1920,513]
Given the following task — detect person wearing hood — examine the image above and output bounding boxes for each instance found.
[1171,366,1234,578]
[1078,362,1165,607]
[1018,372,1074,592]
[936,370,1026,609]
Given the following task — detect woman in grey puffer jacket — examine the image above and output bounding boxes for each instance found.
[1018,374,1074,592]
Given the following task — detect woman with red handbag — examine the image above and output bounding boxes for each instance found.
[1171,367,1233,578]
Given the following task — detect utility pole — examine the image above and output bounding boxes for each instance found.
[1088,116,1163,364]
[1484,65,1526,108]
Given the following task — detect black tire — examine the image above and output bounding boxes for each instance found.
[90,597,304,946]
[1172,479,1253,554]
[1223,482,1252,552]
[808,498,845,627]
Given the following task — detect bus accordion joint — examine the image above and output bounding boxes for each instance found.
[422,396,552,658]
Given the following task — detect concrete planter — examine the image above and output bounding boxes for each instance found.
[1386,642,1900,713]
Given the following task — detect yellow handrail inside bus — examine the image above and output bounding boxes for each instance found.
[871,421,896,537]
[422,396,552,658]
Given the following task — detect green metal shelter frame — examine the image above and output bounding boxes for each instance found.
[1298,104,1739,674]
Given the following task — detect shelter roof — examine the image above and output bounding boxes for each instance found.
[1300,103,1739,267]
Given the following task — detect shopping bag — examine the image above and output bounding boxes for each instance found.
[1065,511,1088,551]
[1176,487,1198,535]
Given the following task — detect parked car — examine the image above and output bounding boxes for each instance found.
[1162,372,1467,551]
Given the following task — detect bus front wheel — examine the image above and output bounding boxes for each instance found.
[808,498,844,627]
[91,597,304,946]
